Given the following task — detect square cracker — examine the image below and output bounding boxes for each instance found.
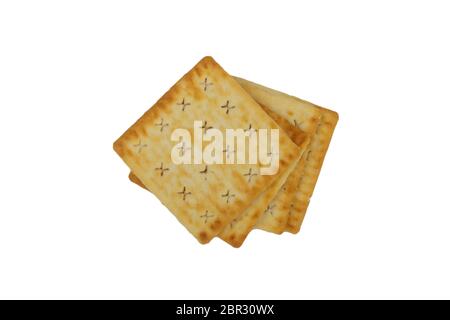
[286,105,338,233]
[234,78,323,234]
[129,106,310,247]
[113,57,300,244]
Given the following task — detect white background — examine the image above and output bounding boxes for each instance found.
[0,0,449,299]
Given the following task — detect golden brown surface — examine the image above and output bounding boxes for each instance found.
[113,57,300,244]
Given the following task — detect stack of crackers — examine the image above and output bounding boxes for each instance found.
[113,57,338,247]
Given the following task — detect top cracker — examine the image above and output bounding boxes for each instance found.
[113,56,300,244]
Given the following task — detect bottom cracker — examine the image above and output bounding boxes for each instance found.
[286,105,338,233]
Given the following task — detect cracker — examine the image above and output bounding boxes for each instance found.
[286,106,338,233]
[234,78,322,234]
[113,57,300,244]
[127,104,309,247]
